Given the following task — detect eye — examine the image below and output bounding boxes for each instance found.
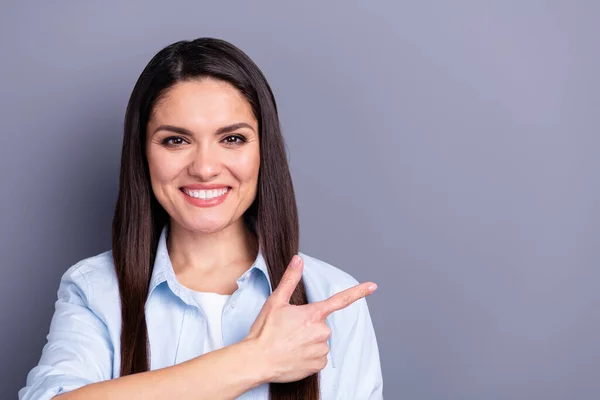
[161,136,187,147]
[221,135,247,146]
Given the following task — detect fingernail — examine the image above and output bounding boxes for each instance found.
[292,255,300,267]
[368,283,378,292]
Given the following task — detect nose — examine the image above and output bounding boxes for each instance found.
[187,143,222,180]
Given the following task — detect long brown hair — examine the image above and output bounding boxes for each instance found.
[112,38,319,399]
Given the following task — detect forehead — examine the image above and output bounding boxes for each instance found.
[149,78,256,128]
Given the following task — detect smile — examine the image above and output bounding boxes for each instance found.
[180,187,231,208]
[182,187,229,200]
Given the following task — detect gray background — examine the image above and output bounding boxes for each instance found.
[1,1,598,399]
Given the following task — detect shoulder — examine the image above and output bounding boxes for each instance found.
[298,252,375,369]
[297,251,361,303]
[60,250,118,305]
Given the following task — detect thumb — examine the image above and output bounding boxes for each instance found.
[272,255,304,305]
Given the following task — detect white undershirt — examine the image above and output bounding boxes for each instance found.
[192,292,231,353]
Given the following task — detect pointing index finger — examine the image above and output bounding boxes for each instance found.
[317,282,377,318]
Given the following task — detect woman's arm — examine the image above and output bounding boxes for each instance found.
[18,263,271,400]
[56,337,268,400]
[21,255,377,400]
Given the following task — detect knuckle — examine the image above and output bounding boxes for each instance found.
[313,306,327,321]
[311,364,321,374]
[343,292,353,305]
[304,318,313,328]
[321,342,330,356]
[315,324,331,340]
[318,357,328,370]
[280,274,294,286]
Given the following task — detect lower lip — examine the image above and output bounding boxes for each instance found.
[181,188,231,208]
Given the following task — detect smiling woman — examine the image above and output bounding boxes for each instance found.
[19,38,383,400]
[146,79,260,235]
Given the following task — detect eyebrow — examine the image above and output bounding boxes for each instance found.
[152,122,255,137]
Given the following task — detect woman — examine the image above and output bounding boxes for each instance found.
[19,38,383,400]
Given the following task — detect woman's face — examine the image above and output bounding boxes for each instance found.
[146,78,260,234]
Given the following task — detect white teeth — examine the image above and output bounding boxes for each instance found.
[183,187,228,200]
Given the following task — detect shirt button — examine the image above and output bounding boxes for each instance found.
[230,300,237,308]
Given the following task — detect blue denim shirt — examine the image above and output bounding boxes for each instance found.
[19,225,383,399]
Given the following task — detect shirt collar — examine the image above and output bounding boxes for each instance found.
[148,223,273,297]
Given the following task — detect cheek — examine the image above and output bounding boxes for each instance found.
[232,151,260,184]
[147,150,183,185]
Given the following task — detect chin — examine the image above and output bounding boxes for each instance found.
[182,217,232,234]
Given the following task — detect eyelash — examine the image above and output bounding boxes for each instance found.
[161,135,247,147]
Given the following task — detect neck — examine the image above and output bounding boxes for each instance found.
[166,218,259,276]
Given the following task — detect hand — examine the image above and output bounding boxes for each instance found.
[245,255,377,383]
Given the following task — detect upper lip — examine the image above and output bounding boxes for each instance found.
[181,184,231,190]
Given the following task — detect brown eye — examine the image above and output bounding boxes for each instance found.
[222,135,247,146]
[162,136,187,147]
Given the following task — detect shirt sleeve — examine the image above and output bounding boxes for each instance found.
[18,263,114,400]
[335,296,384,400]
